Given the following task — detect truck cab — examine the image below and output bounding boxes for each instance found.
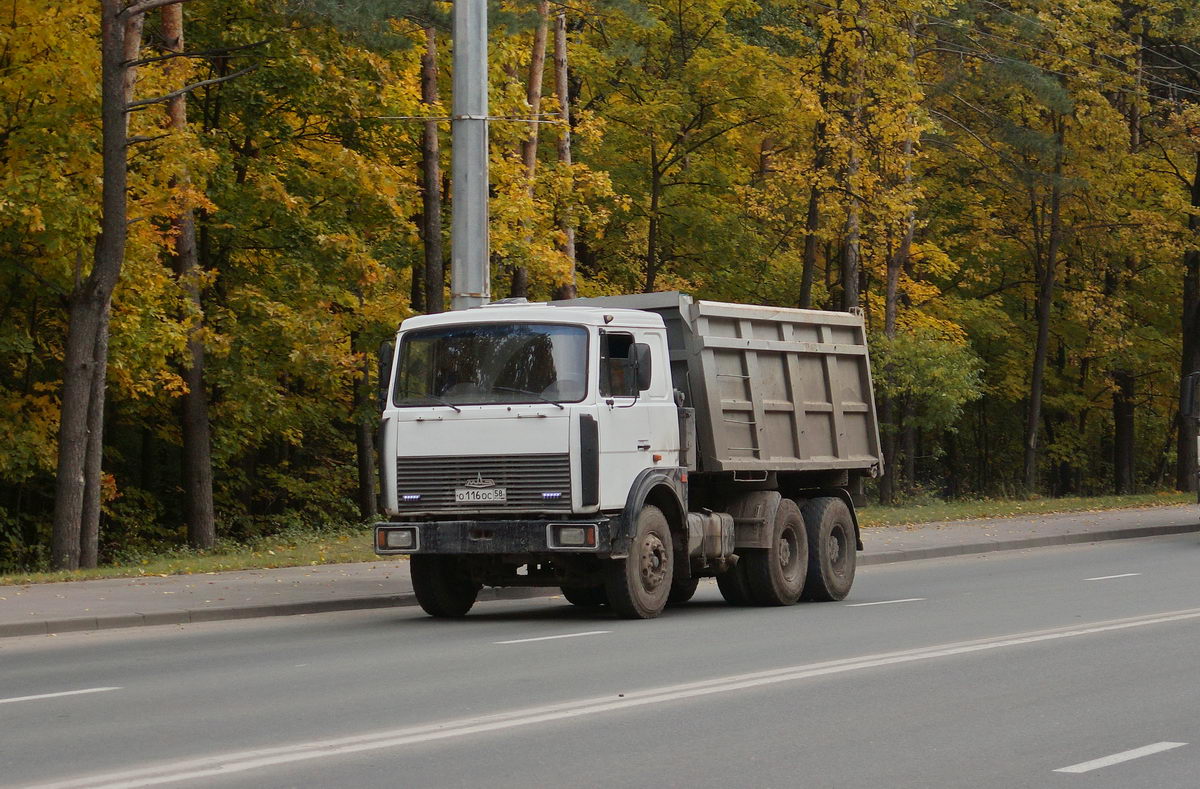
[377,300,678,524]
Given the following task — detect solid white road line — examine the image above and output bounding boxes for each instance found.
[1054,742,1187,773]
[495,630,612,645]
[1085,573,1142,581]
[0,687,121,705]
[845,598,926,607]
[29,606,1200,789]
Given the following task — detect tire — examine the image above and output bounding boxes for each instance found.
[561,585,608,608]
[605,505,673,619]
[667,577,699,606]
[742,498,808,606]
[410,555,481,617]
[716,560,754,606]
[800,496,857,602]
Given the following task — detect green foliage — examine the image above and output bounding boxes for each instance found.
[1,0,1198,570]
[871,325,984,433]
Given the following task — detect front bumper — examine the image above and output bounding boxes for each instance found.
[374,518,620,556]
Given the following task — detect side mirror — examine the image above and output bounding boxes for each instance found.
[632,343,652,391]
[1185,371,1200,420]
[377,340,395,410]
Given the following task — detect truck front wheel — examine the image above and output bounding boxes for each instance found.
[800,496,856,601]
[606,505,673,619]
[410,555,481,617]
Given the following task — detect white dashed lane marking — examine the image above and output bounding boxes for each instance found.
[845,598,926,607]
[495,630,612,645]
[1054,742,1187,773]
[0,687,121,705]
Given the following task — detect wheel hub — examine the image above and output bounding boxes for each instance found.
[639,533,668,591]
[830,526,846,568]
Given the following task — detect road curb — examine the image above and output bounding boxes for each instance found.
[858,521,1200,566]
[4,521,1198,638]
[0,587,550,639]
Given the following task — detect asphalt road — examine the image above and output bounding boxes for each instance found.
[4,533,1200,789]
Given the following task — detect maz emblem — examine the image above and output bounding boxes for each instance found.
[463,473,496,489]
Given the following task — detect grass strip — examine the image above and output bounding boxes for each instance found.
[859,491,1194,528]
[1,530,379,586]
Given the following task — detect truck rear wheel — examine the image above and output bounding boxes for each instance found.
[743,498,807,605]
[800,496,856,601]
[561,585,608,608]
[410,555,481,617]
[605,505,673,619]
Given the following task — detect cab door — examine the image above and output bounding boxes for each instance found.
[595,330,651,510]
[593,328,680,511]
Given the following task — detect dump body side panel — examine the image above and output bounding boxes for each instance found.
[559,293,883,476]
[688,300,881,473]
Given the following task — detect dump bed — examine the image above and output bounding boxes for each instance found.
[565,292,883,475]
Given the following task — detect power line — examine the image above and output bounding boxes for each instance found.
[937,35,1200,104]
[978,0,1200,83]
[922,12,1200,99]
[794,0,1200,102]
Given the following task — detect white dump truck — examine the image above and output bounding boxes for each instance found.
[374,292,883,618]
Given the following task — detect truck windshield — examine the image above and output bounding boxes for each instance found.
[392,323,589,408]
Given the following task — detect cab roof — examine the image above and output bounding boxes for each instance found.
[398,300,666,332]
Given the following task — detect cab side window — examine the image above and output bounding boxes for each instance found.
[600,332,638,398]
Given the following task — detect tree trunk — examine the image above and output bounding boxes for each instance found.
[800,41,835,310]
[552,11,577,300]
[840,146,861,312]
[420,27,444,314]
[509,266,529,299]
[886,136,915,337]
[1112,370,1135,494]
[799,183,820,309]
[901,418,916,492]
[510,0,549,300]
[78,306,110,568]
[52,289,100,570]
[1176,152,1200,492]
[51,2,138,570]
[644,157,662,293]
[410,247,425,312]
[839,75,864,312]
[352,336,376,519]
[1022,119,1066,493]
[162,3,216,551]
[877,399,896,504]
[943,429,960,499]
[521,0,548,174]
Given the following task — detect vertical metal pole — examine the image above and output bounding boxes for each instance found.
[451,0,491,310]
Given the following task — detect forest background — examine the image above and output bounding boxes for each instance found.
[1,0,1198,571]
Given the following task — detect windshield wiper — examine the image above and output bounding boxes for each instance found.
[398,392,462,412]
[492,386,565,409]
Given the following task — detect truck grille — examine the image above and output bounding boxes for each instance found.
[394,454,572,512]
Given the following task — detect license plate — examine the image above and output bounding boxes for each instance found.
[455,487,507,503]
